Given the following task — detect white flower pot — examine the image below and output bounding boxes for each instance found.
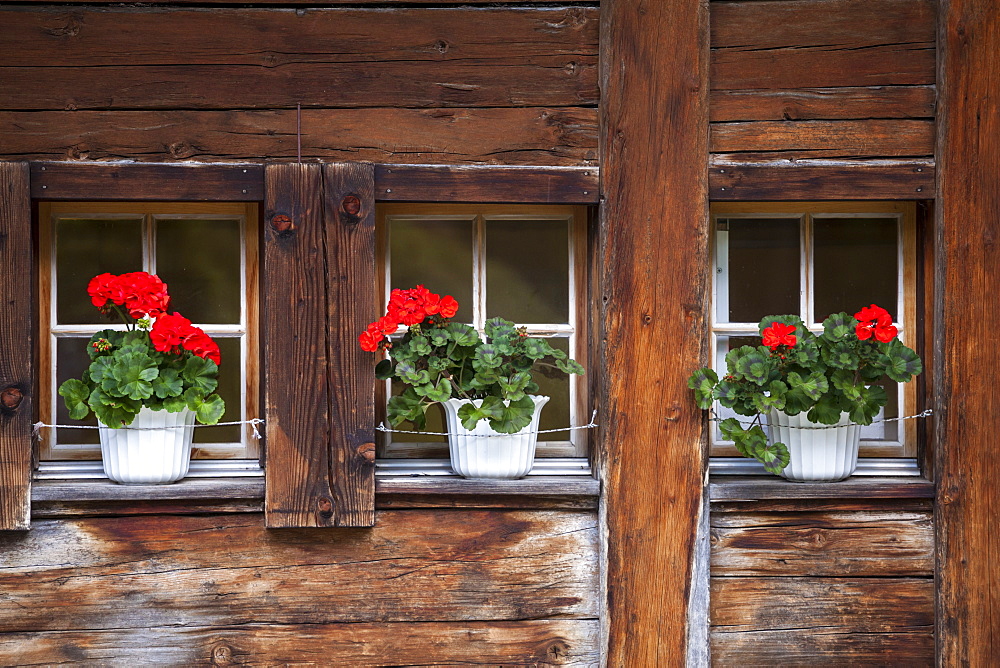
[441,395,550,479]
[768,409,861,482]
[99,407,196,484]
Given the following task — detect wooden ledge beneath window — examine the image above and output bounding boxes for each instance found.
[709,475,935,503]
[30,474,599,518]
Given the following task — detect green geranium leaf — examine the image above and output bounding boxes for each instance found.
[789,339,820,367]
[807,393,844,425]
[163,395,188,412]
[473,345,503,371]
[849,384,888,425]
[58,378,92,421]
[754,439,790,475]
[446,323,481,347]
[182,356,219,394]
[687,367,718,409]
[734,349,772,385]
[787,370,829,401]
[484,317,518,340]
[488,395,536,434]
[151,367,184,399]
[522,338,551,360]
[555,358,585,376]
[110,352,159,400]
[427,328,451,347]
[396,361,431,387]
[498,371,532,402]
[410,335,432,357]
[195,393,226,425]
[885,341,923,382]
[387,387,426,428]
[374,359,394,380]
[458,395,506,430]
[89,388,140,428]
[822,341,860,370]
[822,312,857,341]
[422,377,452,403]
[88,356,116,387]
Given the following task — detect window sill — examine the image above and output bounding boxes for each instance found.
[709,474,934,502]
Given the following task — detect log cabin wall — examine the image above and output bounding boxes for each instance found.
[0,2,602,665]
[707,0,938,665]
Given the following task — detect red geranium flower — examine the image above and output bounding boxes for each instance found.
[182,329,222,365]
[359,285,461,352]
[854,304,897,342]
[150,312,194,352]
[762,322,797,351]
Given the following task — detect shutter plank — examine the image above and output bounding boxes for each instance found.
[263,163,332,528]
[0,162,32,531]
[322,162,376,527]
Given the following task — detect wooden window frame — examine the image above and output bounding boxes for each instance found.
[0,161,599,531]
[375,202,591,461]
[36,200,261,465]
[709,200,920,461]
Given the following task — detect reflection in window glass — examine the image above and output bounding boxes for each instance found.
[486,219,569,324]
[813,217,897,321]
[157,218,242,324]
[389,218,474,323]
[56,218,143,325]
[718,218,799,324]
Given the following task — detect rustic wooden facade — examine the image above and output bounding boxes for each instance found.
[0,0,997,665]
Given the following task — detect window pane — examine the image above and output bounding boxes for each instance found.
[55,337,100,447]
[532,336,572,437]
[813,217,898,321]
[193,337,240,447]
[389,218,474,323]
[486,219,569,324]
[156,217,242,324]
[56,217,143,325]
[718,218,800,324]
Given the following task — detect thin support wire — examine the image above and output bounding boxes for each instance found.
[33,418,265,440]
[377,409,599,439]
[709,408,934,430]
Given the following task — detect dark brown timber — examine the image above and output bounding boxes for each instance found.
[263,163,333,528]
[710,160,934,200]
[375,165,598,204]
[600,0,709,663]
[322,163,376,527]
[935,0,1000,663]
[0,162,32,531]
[29,163,263,201]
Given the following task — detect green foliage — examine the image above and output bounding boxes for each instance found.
[380,316,584,433]
[58,328,226,428]
[689,310,922,475]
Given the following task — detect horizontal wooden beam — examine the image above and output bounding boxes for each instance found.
[709,476,935,501]
[710,159,934,200]
[30,162,263,201]
[375,165,598,203]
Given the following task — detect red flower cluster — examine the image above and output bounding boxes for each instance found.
[359,285,460,352]
[88,272,170,319]
[854,304,898,343]
[762,322,797,351]
[150,312,222,365]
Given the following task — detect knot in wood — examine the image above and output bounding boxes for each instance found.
[357,442,376,463]
[1,387,23,410]
[270,213,294,233]
[317,497,334,519]
[341,195,362,216]
[211,644,233,665]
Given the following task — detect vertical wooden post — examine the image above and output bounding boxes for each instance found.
[935,1,1000,662]
[322,162,376,528]
[0,162,32,531]
[263,163,333,528]
[599,0,710,664]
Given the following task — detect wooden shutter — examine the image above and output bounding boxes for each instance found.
[0,162,33,531]
[263,163,375,528]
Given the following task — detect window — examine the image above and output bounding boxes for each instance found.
[376,203,590,460]
[37,201,260,466]
[710,201,918,458]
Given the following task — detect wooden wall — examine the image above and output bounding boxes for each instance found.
[0,5,598,166]
[0,509,599,665]
[710,500,935,665]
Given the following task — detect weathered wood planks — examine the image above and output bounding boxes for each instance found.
[0,510,598,630]
[0,7,598,110]
[935,0,1000,664]
[710,159,934,200]
[375,164,597,203]
[2,620,601,666]
[0,162,32,531]
[599,0,709,663]
[711,629,934,666]
[29,162,263,200]
[0,108,598,165]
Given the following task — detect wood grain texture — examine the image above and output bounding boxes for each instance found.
[0,162,32,531]
[935,0,1000,663]
[712,577,934,632]
[710,86,937,123]
[1,620,600,666]
[710,159,934,200]
[262,164,332,528]
[0,7,598,111]
[28,162,263,200]
[711,119,935,158]
[599,0,709,664]
[0,108,599,165]
[708,475,935,501]
[711,510,934,576]
[711,629,934,665]
[322,163,375,527]
[0,510,598,631]
[375,164,598,203]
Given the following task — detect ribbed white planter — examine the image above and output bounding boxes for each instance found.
[768,409,861,482]
[442,395,550,479]
[99,407,196,484]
